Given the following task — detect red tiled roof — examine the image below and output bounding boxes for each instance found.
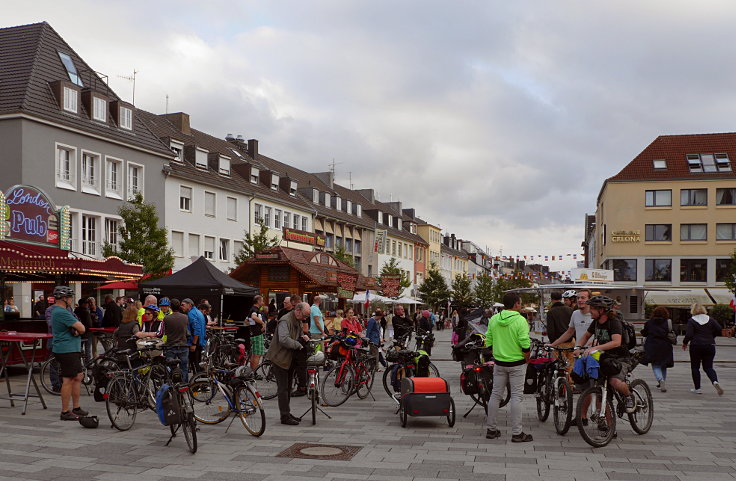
[608,132,736,182]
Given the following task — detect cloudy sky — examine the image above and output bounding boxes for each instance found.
[7,1,736,271]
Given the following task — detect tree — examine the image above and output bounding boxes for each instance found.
[418,262,450,311]
[332,244,355,268]
[233,220,278,265]
[451,274,474,309]
[491,274,536,306]
[102,193,173,278]
[724,248,736,296]
[474,273,495,308]
[378,257,411,298]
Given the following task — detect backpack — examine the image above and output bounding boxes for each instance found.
[155,384,181,426]
[621,319,637,350]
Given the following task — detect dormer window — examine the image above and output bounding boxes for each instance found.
[313,190,320,203]
[195,148,208,170]
[652,159,667,169]
[387,214,393,226]
[289,181,297,196]
[219,156,231,176]
[170,141,184,162]
[356,204,362,217]
[324,192,331,207]
[58,52,83,87]
[335,197,342,211]
[271,174,279,190]
[250,167,259,184]
[410,223,417,234]
[92,97,106,122]
[377,211,383,224]
[119,106,132,130]
[397,218,402,230]
[63,86,78,113]
[346,200,352,214]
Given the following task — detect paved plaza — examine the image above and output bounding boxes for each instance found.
[1,329,734,481]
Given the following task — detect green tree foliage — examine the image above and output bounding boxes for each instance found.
[491,274,536,305]
[710,304,734,328]
[102,193,173,279]
[379,257,411,298]
[233,220,278,266]
[332,244,355,268]
[474,273,495,308]
[724,249,736,296]
[451,274,474,309]
[418,262,450,311]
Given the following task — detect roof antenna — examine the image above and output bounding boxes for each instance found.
[165,94,169,114]
[348,171,353,189]
[118,69,138,105]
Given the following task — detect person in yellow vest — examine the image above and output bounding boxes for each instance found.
[158,297,171,319]
[137,295,157,325]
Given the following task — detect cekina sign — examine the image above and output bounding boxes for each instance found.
[283,228,326,247]
[0,185,71,249]
[570,268,614,283]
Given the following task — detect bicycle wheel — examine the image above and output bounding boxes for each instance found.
[382,366,394,398]
[235,384,266,437]
[40,356,61,396]
[447,397,456,427]
[356,363,374,400]
[628,379,653,435]
[145,364,168,410]
[254,363,278,400]
[536,371,550,422]
[189,380,231,424]
[576,386,616,448]
[320,362,355,407]
[428,362,440,377]
[106,375,137,431]
[181,394,198,453]
[553,378,573,435]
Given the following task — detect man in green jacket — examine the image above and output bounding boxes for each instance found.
[484,292,533,442]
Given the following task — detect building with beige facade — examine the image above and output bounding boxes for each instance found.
[593,133,736,321]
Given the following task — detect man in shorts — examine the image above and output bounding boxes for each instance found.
[50,286,88,420]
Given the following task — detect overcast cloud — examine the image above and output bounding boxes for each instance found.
[6,1,736,271]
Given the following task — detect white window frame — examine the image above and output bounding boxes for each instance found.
[179,185,192,212]
[289,181,297,196]
[104,217,120,250]
[302,216,308,231]
[204,236,215,260]
[81,215,97,257]
[195,148,208,170]
[250,167,259,184]
[170,140,184,163]
[356,204,362,217]
[219,238,229,261]
[283,212,290,229]
[233,240,244,259]
[55,143,76,191]
[119,106,132,130]
[92,96,106,122]
[63,86,78,113]
[335,197,341,211]
[292,214,299,230]
[80,150,101,195]
[127,161,144,199]
[264,206,272,227]
[105,156,123,199]
[271,174,279,190]
[188,234,200,258]
[275,209,282,229]
[346,200,352,214]
[204,191,216,217]
[254,203,263,223]
[219,156,231,176]
[226,197,237,221]
[324,192,331,207]
[172,231,184,257]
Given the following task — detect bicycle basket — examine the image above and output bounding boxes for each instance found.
[235,365,254,379]
[307,350,326,366]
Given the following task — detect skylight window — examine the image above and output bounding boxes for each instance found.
[687,153,732,173]
[652,159,667,169]
[230,148,243,159]
[58,52,83,87]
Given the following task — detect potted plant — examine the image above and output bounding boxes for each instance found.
[709,304,734,337]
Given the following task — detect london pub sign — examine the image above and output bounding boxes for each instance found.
[0,185,71,250]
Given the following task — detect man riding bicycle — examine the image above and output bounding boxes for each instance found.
[575,295,636,414]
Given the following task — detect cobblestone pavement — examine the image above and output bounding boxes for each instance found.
[1,329,734,481]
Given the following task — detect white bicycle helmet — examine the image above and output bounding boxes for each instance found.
[562,290,578,299]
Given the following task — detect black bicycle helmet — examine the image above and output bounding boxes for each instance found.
[53,285,75,299]
[585,295,615,310]
[78,415,99,428]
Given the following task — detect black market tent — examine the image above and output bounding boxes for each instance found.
[139,257,259,323]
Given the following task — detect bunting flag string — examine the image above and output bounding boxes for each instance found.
[492,253,584,262]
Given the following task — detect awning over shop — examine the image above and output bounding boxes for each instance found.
[706,288,735,305]
[645,288,713,307]
[0,240,142,280]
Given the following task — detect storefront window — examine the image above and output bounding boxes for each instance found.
[612,259,637,281]
[680,259,707,282]
[716,258,733,283]
[645,259,671,282]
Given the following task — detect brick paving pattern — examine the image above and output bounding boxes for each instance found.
[0,329,734,480]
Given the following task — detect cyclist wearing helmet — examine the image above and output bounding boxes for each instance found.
[50,286,88,421]
[158,297,172,318]
[546,292,573,344]
[562,289,577,309]
[575,295,636,413]
[141,304,164,337]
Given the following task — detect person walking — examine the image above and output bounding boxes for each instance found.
[264,302,310,425]
[484,292,532,442]
[642,306,675,392]
[683,303,724,395]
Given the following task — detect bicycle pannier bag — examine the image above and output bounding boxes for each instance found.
[155,384,181,426]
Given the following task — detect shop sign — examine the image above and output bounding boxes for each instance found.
[255,252,280,260]
[0,185,71,249]
[380,274,402,298]
[375,229,387,254]
[570,268,614,283]
[283,228,326,247]
[611,230,641,243]
[337,288,354,299]
[337,272,357,293]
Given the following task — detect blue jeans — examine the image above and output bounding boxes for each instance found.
[651,364,667,382]
[165,347,190,382]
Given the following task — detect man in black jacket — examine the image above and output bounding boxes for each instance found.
[392,305,413,342]
[101,295,121,328]
[546,292,573,343]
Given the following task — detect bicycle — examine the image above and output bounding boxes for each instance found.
[534,344,576,435]
[451,336,510,418]
[40,346,120,396]
[414,329,434,355]
[158,372,197,454]
[298,338,332,425]
[575,349,653,448]
[189,363,266,437]
[382,342,440,400]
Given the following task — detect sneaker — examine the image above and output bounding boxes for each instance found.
[280,417,299,425]
[656,381,661,390]
[659,380,667,393]
[71,407,89,417]
[485,429,501,439]
[511,432,533,443]
[288,414,302,423]
[690,388,703,394]
[624,395,636,414]
[713,382,724,396]
[60,411,78,421]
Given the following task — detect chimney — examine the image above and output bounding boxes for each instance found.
[451,233,456,250]
[248,139,259,159]
[163,112,191,135]
[356,188,374,203]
